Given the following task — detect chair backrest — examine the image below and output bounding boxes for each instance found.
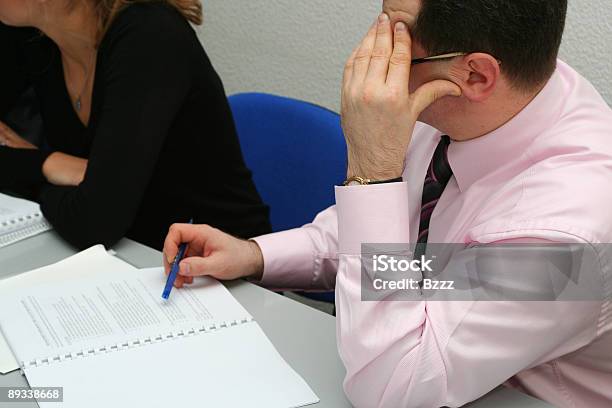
[229,93,347,232]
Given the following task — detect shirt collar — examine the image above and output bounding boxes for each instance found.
[447,66,565,192]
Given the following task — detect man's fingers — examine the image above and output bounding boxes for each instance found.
[351,19,379,83]
[163,254,170,275]
[165,266,193,287]
[410,79,462,117]
[162,223,208,265]
[366,13,393,84]
[342,45,359,111]
[386,22,413,88]
[343,45,360,96]
[173,275,193,288]
[163,231,181,269]
[174,275,186,288]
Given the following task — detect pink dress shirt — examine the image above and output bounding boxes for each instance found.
[254,60,612,407]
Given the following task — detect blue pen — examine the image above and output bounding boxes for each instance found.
[162,218,193,300]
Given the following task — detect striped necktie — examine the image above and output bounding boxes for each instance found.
[418,135,453,245]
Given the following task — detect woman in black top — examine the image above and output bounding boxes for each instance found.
[0,0,271,250]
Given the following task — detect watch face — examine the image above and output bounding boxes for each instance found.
[344,176,370,186]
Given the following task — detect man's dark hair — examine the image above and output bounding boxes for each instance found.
[413,0,568,91]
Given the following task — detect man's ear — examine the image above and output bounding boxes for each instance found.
[449,53,501,103]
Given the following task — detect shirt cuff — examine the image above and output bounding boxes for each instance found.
[335,182,411,255]
[252,228,317,290]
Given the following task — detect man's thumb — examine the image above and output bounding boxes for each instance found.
[179,256,215,277]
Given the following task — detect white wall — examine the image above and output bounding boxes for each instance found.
[561,0,612,105]
[197,1,612,111]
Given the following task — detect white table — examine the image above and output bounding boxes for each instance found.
[0,231,551,407]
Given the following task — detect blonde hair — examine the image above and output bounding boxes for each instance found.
[90,0,202,41]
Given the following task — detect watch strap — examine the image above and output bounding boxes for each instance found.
[342,176,403,186]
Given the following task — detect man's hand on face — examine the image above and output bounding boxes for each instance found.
[341,13,461,181]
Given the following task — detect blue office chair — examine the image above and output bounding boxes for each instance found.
[229,93,347,304]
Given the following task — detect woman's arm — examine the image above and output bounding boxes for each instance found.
[0,118,88,188]
[0,23,54,189]
[42,152,87,186]
[39,7,192,249]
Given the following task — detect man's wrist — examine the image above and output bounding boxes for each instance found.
[246,239,265,281]
[347,156,403,181]
[346,167,403,183]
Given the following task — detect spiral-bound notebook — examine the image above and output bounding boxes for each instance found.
[0,193,51,248]
[0,246,319,408]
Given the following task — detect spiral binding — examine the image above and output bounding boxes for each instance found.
[0,212,51,248]
[20,317,255,370]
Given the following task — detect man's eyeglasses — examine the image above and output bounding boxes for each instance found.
[411,52,502,66]
[411,52,467,66]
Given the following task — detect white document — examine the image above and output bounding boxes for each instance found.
[0,193,52,248]
[26,322,318,408]
[0,330,18,374]
[0,245,126,374]
[0,249,319,408]
[1,268,252,363]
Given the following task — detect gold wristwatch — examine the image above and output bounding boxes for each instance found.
[342,176,403,186]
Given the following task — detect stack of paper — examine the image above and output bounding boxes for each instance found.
[0,247,319,408]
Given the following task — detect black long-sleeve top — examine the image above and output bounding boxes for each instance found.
[0,3,271,250]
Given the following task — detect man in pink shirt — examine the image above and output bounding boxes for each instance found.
[164,0,612,406]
